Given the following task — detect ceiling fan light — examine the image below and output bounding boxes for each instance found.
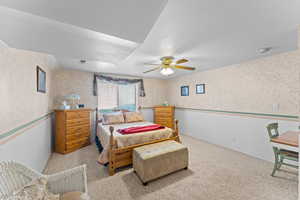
[160,68,174,76]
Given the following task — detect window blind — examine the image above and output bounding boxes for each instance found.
[98,82,118,110]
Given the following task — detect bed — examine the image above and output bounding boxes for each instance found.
[96,113,180,175]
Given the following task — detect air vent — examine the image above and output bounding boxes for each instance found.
[258,47,272,54]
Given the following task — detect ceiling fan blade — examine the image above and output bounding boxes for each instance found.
[176,58,188,64]
[173,65,195,70]
[143,67,160,73]
[144,63,160,66]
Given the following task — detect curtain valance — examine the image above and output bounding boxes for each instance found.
[93,74,146,97]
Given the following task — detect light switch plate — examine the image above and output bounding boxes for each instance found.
[272,103,279,112]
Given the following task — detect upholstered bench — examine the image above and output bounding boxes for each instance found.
[133,140,188,185]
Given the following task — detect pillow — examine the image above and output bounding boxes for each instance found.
[124,112,144,123]
[11,177,59,200]
[103,112,125,125]
[97,111,121,123]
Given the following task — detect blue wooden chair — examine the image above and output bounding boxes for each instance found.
[266,123,298,176]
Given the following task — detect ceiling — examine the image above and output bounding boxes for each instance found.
[0,0,299,79]
[0,6,138,64]
[0,0,166,43]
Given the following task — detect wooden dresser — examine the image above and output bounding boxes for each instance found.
[55,109,92,154]
[153,106,175,129]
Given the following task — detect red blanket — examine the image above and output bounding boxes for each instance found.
[117,124,165,135]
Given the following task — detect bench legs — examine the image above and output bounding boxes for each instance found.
[133,169,148,186]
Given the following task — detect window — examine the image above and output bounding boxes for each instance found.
[98,83,118,111]
[98,82,137,113]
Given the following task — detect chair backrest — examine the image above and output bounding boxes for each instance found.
[0,161,42,198]
[266,123,279,139]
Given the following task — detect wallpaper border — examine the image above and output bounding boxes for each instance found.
[142,107,299,121]
[0,112,53,144]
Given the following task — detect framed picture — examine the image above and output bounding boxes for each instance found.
[37,66,46,93]
[196,84,205,94]
[181,86,189,96]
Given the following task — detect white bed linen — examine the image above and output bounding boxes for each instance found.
[97,121,173,164]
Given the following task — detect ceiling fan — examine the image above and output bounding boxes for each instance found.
[143,56,195,76]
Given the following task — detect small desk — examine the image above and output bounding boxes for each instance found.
[271,131,300,153]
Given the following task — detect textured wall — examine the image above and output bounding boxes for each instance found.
[0,47,56,134]
[139,78,168,107]
[175,109,298,162]
[166,44,300,116]
[52,69,168,109]
[52,69,97,109]
[0,118,52,172]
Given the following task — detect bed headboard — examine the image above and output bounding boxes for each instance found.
[96,106,142,123]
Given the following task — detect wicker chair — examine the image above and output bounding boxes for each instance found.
[0,161,89,199]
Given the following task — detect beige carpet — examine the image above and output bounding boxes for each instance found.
[44,135,298,200]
